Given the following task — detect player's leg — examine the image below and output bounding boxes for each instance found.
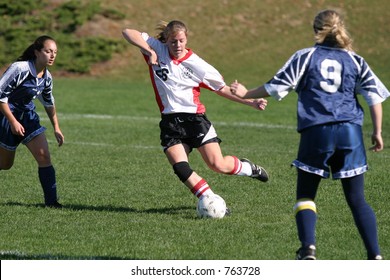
[197,142,234,173]
[0,118,18,170]
[0,147,16,170]
[335,123,382,258]
[293,124,337,259]
[294,169,321,260]
[198,142,268,182]
[25,133,61,208]
[341,174,382,260]
[165,143,215,199]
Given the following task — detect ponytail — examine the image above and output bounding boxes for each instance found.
[313,10,353,51]
[17,35,56,61]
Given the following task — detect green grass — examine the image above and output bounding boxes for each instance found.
[0,78,389,260]
[1,0,390,261]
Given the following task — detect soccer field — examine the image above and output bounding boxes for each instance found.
[1,78,389,260]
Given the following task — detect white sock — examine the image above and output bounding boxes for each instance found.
[191,179,215,198]
[237,161,252,176]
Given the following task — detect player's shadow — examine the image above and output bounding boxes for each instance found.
[3,201,194,216]
[0,250,131,260]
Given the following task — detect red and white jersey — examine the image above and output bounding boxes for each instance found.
[141,32,226,114]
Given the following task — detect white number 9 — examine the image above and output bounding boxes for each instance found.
[320,59,342,93]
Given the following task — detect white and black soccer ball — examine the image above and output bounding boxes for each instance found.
[197,194,227,219]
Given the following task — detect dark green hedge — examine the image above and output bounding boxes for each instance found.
[0,0,125,73]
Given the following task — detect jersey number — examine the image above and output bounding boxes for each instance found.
[320,59,342,93]
[156,68,169,81]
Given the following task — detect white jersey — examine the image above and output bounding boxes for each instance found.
[141,32,226,114]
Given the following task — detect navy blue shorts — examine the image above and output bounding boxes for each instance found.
[0,110,46,151]
[159,113,221,152]
[292,122,367,179]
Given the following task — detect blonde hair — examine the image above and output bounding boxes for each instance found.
[313,10,353,51]
[155,20,188,43]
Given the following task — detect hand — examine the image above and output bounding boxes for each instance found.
[230,80,248,98]
[254,98,268,111]
[54,129,64,147]
[247,98,267,110]
[148,49,159,66]
[370,133,383,152]
[10,121,25,136]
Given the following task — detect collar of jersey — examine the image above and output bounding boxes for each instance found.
[170,48,193,65]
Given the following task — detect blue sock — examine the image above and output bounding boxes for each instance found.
[296,170,320,247]
[296,209,317,247]
[38,166,58,205]
[342,175,381,259]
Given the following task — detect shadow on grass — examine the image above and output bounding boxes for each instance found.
[0,250,131,260]
[2,201,195,215]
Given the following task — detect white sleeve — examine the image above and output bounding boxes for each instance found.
[264,48,315,101]
[191,54,225,91]
[0,63,20,103]
[354,58,390,106]
[142,32,165,55]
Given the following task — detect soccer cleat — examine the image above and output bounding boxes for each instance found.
[46,201,63,209]
[241,158,269,182]
[296,245,316,260]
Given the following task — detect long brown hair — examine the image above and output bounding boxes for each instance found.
[17,35,56,61]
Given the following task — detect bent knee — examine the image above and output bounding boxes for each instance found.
[208,159,231,174]
[173,161,193,182]
[0,149,16,170]
[0,162,14,170]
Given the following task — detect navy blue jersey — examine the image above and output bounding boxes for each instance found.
[0,60,54,113]
[264,44,389,131]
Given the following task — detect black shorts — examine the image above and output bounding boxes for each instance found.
[159,113,221,152]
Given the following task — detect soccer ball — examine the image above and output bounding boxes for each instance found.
[197,194,227,219]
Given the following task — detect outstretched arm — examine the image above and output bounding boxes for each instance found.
[216,85,268,111]
[369,103,384,152]
[230,81,270,99]
[122,28,158,66]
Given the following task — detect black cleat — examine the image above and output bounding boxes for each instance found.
[46,202,63,209]
[241,158,269,182]
[296,245,316,260]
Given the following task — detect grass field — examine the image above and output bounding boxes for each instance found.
[0,77,389,260]
[1,0,390,262]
